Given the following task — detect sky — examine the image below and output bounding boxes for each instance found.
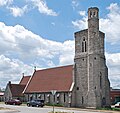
[0,0,120,89]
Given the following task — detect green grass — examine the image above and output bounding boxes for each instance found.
[97,107,120,111]
[0,107,11,110]
[0,102,4,104]
[111,107,120,111]
[0,107,4,110]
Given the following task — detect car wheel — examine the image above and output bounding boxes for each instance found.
[36,104,39,107]
[27,104,30,107]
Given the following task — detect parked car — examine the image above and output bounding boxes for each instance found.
[5,99,22,105]
[27,99,44,107]
[115,102,120,108]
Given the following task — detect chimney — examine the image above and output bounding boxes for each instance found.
[22,73,24,77]
[8,81,11,85]
[34,66,36,72]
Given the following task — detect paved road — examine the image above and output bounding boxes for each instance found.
[0,104,106,113]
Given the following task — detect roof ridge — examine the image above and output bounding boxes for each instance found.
[36,64,73,72]
[22,72,35,94]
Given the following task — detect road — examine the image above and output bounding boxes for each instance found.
[0,104,106,113]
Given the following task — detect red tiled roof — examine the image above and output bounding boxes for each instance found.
[10,84,25,97]
[19,76,31,85]
[24,65,73,93]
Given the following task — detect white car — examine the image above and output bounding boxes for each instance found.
[115,102,120,108]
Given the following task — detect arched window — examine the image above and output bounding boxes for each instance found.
[82,37,87,52]
[100,72,102,89]
[64,93,66,102]
[30,95,33,101]
[38,94,41,99]
[57,93,60,104]
[47,94,50,103]
[93,11,96,17]
[90,11,92,18]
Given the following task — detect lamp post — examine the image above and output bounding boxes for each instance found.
[51,90,57,113]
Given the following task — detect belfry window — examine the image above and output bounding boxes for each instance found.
[93,12,96,17]
[90,11,92,18]
[82,37,86,52]
[89,11,97,18]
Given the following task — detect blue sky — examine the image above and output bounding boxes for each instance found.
[0,0,120,89]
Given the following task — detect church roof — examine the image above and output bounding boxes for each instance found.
[24,65,73,93]
[19,75,31,85]
[9,84,25,97]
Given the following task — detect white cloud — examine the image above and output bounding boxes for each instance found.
[100,3,120,44]
[106,52,120,89]
[0,55,33,88]
[106,52,120,67]
[31,0,58,16]
[51,22,55,26]
[0,0,13,6]
[8,5,28,17]
[72,17,87,30]
[59,40,74,65]
[72,0,79,10]
[0,0,58,17]
[79,11,86,16]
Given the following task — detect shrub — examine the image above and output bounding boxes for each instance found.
[97,107,120,111]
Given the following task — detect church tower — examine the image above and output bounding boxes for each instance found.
[74,7,110,108]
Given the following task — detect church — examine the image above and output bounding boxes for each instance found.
[4,7,110,108]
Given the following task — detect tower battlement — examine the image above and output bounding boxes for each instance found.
[88,7,99,19]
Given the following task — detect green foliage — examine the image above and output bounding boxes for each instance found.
[97,107,120,111]
[111,108,120,111]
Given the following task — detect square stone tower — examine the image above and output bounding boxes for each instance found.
[74,7,110,108]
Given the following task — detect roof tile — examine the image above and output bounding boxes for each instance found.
[19,76,31,85]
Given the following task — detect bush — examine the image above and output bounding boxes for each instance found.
[97,107,120,111]
[111,108,120,111]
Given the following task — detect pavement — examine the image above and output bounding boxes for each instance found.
[0,104,120,113]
